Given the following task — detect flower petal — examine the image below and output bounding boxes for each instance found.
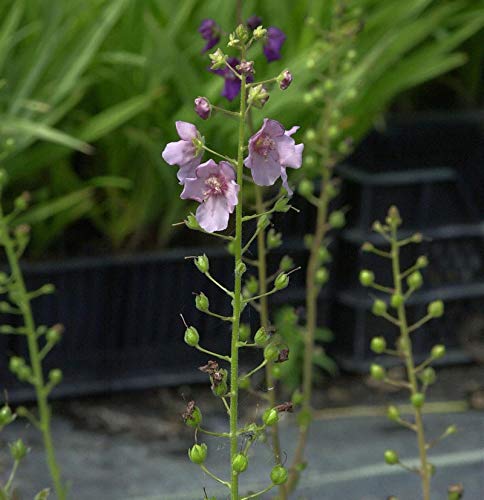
[280,167,293,196]
[162,140,195,166]
[196,196,230,232]
[285,126,300,137]
[261,118,285,138]
[177,160,201,183]
[180,177,205,202]
[175,121,198,141]
[246,152,282,186]
[222,77,241,101]
[219,161,236,182]
[224,180,240,212]
[195,159,219,179]
[277,136,304,169]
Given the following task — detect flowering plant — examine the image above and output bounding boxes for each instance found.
[162,16,303,500]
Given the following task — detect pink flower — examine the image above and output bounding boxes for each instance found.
[181,159,239,233]
[161,121,203,183]
[244,119,304,195]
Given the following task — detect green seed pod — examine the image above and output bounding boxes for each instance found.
[184,326,199,347]
[49,369,63,385]
[370,363,385,381]
[257,214,270,230]
[315,267,329,285]
[9,356,24,374]
[254,327,269,346]
[274,197,290,213]
[270,465,288,485]
[17,365,32,382]
[416,256,429,268]
[0,405,13,425]
[263,408,279,426]
[9,439,28,461]
[329,210,346,228]
[188,443,207,464]
[419,367,436,385]
[427,300,444,318]
[384,449,399,465]
[195,293,209,312]
[185,214,200,230]
[279,255,294,272]
[212,380,228,398]
[391,293,404,308]
[407,271,423,290]
[359,270,374,287]
[239,324,251,342]
[444,424,457,437]
[46,324,63,344]
[298,179,314,198]
[235,261,247,276]
[264,343,279,362]
[194,254,209,274]
[370,336,386,354]
[272,364,282,379]
[291,389,304,406]
[410,392,425,408]
[245,276,259,295]
[267,229,282,250]
[232,453,249,473]
[386,405,400,422]
[274,273,289,290]
[372,299,387,317]
[318,247,331,263]
[325,182,339,199]
[431,344,446,359]
[238,377,250,390]
[185,406,202,427]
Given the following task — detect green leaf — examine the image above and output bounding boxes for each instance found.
[34,489,50,500]
[312,352,339,376]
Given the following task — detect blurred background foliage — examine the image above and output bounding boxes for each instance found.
[0,0,482,257]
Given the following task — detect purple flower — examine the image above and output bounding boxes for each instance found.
[279,69,293,90]
[181,160,239,233]
[199,19,221,53]
[244,119,303,195]
[194,97,211,120]
[263,27,286,62]
[246,15,262,30]
[212,57,253,101]
[161,121,203,183]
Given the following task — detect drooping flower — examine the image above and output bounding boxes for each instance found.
[161,121,203,183]
[263,27,286,62]
[181,159,239,232]
[211,57,253,101]
[199,19,221,53]
[244,119,303,195]
[194,97,211,120]
[246,15,262,31]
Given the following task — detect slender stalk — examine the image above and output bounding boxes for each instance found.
[254,186,286,499]
[0,207,66,500]
[229,56,247,500]
[390,226,431,500]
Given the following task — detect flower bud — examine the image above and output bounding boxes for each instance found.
[46,324,63,344]
[185,214,200,230]
[245,276,259,295]
[431,344,446,359]
[291,389,304,406]
[212,380,228,397]
[370,336,386,354]
[298,179,314,198]
[391,293,404,308]
[209,48,227,69]
[9,356,24,374]
[237,60,254,77]
[238,377,250,390]
[184,326,199,346]
[264,343,279,362]
[14,192,30,211]
[419,367,436,385]
[274,273,289,290]
[278,69,293,90]
[384,449,399,465]
[253,26,267,40]
[416,256,428,268]
[372,299,387,317]
[410,392,425,408]
[386,206,402,227]
[328,125,339,139]
[49,369,63,385]
[447,483,464,500]
[318,247,331,263]
[428,300,444,318]
[257,214,270,230]
[255,327,269,346]
[274,197,290,212]
[370,363,385,381]
[17,365,32,382]
[444,424,457,437]
[279,255,294,272]
[315,267,329,285]
[9,439,28,461]
[407,271,423,290]
[263,408,279,426]
[232,453,249,473]
[329,210,346,228]
[270,465,288,485]
[386,405,400,422]
[195,293,209,312]
[247,84,269,109]
[235,261,247,277]
[188,443,207,464]
[359,270,374,287]
[0,405,13,426]
[411,233,423,243]
[239,324,251,342]
[194,254,209,274]
[266,229,282,249]
[184,404,202,427]
[194,97,211,120]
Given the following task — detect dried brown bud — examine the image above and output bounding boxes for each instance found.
[275,348,289,363]
[274,402,293,413]
[182,400,196,421]
[199,360,219,375]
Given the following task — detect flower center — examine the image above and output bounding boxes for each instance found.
[204,174,226,197]
[254,133,276,158]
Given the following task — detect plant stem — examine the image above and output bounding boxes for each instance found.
[229,55,247,500]
[0,209,66,500]
[390,226,431,500]
[254,186,286,499]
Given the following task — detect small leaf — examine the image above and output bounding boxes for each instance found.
[34,489,50,500]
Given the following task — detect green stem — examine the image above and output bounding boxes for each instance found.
[390,227,431,500]
[229,54,247,500]
[4,460,19,493]
[0,209,66,500]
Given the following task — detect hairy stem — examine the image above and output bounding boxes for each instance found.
[390,226,431,500]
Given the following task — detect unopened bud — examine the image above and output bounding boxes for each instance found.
[194,97,211,120]
[232,453,249,473]
[274,272,289,290]
[195,293,209,312]
[184,326,199,347]
[188,443,207,464]
[194,254,209,274]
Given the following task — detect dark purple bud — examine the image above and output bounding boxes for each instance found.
[263,27,286,62]
[237,60,255,77]
[194,97,211,120]
[211,57,254,101]
[246,15,262,31]
[199,19,221,53]
[279,69,292,90]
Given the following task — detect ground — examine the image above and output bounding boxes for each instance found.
[0,366,482,499]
